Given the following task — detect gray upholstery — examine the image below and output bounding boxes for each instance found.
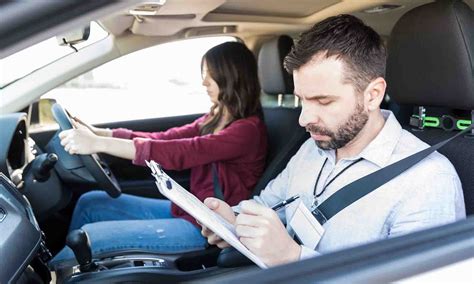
[258,35,294,95]
[252,35,308,196]
[386,0,474,215]
[386,0,474,109]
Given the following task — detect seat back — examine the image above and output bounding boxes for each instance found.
[386,0,474,215]
[216,36,309,268]
[252,35,309,196]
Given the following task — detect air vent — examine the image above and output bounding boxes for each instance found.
[0,207,6,222]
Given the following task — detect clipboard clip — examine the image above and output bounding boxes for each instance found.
[146,160,172,189]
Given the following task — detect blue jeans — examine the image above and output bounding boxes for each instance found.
[49,191,207,268]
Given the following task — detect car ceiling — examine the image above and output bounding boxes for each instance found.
[1,0,472,114]
[99,0,474,39]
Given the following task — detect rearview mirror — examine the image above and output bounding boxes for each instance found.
[56,25,90,46]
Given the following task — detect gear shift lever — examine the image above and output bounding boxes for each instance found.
[66,229,98,272]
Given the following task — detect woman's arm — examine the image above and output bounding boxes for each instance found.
[72,117,113,137]
[59,117,265,171]
[59,128,136,160]
[113,115,207,140]
[132,117,265,170]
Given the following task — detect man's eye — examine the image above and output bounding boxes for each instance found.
[318,99,332,105]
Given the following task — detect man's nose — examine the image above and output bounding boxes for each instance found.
[299,105,317,127]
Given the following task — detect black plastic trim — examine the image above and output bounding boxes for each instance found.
[205,218,474,283]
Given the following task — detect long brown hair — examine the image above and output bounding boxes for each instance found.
[200,41,262,135]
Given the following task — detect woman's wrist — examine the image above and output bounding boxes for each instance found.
[93,136,136,160]
[94,136,109,153]
[96,128,113,137]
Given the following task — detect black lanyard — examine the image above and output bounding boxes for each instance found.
[313,157,364,198]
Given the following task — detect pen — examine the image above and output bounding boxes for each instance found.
[271,194,300,211]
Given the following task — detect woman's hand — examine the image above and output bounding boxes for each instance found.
[71,116,113,137]
[59,128,136,160]
[59,128,105,155]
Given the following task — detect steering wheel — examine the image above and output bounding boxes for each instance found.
[51,103,121,198]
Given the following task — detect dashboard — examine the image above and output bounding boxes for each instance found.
[0,112,70,220]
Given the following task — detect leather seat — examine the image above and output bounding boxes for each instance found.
[386,0,474,215]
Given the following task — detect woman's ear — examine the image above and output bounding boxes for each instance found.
[364,77,387,112]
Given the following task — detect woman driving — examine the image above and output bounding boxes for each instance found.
[51,41,268,263]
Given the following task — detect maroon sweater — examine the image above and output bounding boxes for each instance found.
[113,115,268,226]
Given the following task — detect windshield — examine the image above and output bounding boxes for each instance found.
[0,22,108,89]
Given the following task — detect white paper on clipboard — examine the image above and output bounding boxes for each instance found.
[146,160,267,269]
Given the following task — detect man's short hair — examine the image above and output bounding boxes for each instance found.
[284,14,386,94]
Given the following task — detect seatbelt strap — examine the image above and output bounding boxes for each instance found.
[212,163,225,200]
[313,124,473,225]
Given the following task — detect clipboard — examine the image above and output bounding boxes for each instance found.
[146,160,267,268]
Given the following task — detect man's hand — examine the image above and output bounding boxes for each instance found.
[236,200,301,267]
[59,128,104,155]
[200,197,236,248]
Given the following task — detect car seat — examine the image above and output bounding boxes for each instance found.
[386,0,474,215]
[254,34,309,195]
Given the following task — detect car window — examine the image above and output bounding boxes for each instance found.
[39,36,236,125]
[0,22,108,89]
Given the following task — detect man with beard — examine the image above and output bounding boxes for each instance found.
[200,14,465,267]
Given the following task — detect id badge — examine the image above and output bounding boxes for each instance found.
[289,200,325,249]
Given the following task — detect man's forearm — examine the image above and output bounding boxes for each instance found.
[96,137,136,160]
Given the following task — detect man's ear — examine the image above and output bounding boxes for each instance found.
[364,77,387,111]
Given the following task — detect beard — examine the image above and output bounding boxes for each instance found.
[306,101,369,150]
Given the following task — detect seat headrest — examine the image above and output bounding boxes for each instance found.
[258,35,294,96]
[386,0,474,110]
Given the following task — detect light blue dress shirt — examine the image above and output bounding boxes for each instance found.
[239,110,466,260]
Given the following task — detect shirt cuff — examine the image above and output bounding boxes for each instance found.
[132,138,152,166]
[113,128,133,139]
[299,245,320,260]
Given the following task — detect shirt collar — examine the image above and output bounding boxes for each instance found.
[358,110,402,167]
[316,110,402,168]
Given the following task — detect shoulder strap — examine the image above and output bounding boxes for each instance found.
[313,124,473,225]
[212,163,225,200]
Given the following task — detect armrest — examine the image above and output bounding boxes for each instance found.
[216,247,255,268]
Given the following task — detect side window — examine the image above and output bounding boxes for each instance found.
[40,36,236,124]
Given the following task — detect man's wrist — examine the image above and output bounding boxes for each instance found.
[272,239,301,266]
[287,240,302,263]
